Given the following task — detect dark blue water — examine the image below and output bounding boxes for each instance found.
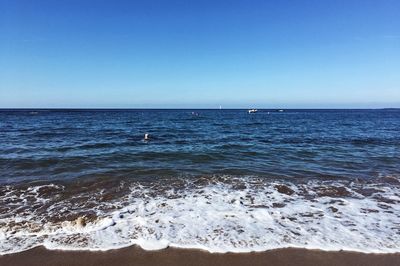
[1,109,399,184]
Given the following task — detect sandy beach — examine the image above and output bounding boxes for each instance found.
[1,246,400,266]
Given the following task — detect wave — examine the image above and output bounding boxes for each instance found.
[0,176,399,255]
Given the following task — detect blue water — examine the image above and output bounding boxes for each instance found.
[1,109,399,184]
[1,109,400,254]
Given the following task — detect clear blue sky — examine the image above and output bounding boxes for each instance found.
[1,0,399,108]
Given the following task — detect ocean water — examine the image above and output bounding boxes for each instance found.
[0,109,399,254]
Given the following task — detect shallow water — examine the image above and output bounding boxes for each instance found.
[0,109,399,254]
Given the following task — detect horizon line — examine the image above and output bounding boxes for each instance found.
[0,107,399,110]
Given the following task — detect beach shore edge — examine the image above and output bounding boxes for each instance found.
[1,246,399,266]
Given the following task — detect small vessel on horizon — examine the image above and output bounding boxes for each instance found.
[248,109,258,114]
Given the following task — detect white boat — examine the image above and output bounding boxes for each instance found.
[248,109,258,113]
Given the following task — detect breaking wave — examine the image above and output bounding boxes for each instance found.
[1,176,400,255]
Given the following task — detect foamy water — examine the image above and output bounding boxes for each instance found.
[1,176,399,255]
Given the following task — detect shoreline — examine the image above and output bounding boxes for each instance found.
[1,246,400,266]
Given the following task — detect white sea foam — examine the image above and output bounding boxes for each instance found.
[1,177,400,254]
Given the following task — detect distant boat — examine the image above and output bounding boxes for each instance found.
[277,109,284,112]
[219,105,222,110]
[248,109,258,114]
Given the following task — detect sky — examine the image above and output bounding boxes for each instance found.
[0,0,399,108]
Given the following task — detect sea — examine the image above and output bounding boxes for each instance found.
[0,109,399,254]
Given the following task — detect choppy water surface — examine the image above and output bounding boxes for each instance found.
[0,109,399,254]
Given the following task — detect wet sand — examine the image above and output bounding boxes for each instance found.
[1,246,399,266]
